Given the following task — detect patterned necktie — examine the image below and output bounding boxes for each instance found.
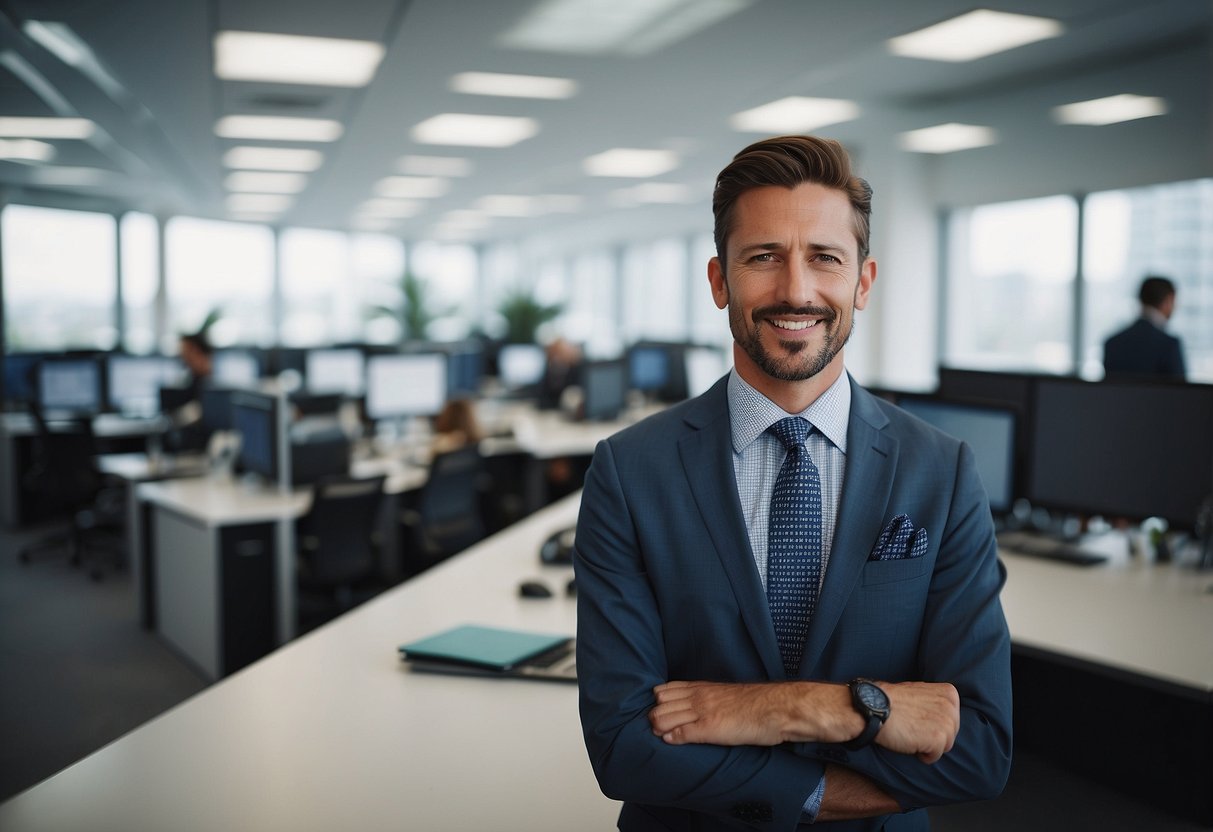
[766,416,823,678]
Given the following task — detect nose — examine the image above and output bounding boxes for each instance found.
[778,257,819,309]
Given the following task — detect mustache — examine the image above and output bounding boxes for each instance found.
[751,304,837,325]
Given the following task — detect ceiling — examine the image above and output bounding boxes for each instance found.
[0,0,1208,248]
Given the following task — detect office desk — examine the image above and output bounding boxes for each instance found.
[0,493,620,832]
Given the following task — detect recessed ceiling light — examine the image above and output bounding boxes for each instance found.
[356,198,423,218]
[888,9,1063,62]
[222,147,324,171]
[0,138,55,162]
[899,123,997,154]
[0,116,95,139]
[214,116,343,142]
[438,210,491,229]
[612,182,693,204]
[374,176,450,199]
[539,194,583,213]
[584,148,679,178]
[224,171,308,193]
[450,71,577,99]
[397,155,472,176]
[729,97,860,133]
[412,113,539,147]
[226,193,293,213]
[476,195,539,217]
[227,212,281,225]
[214,31,385,86]
[1052,94,1168,126]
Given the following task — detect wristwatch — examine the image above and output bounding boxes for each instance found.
[844,678,890,750]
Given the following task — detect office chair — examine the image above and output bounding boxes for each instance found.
[16,410,126,580]
[401,445,488,576]
[295,474,388,630]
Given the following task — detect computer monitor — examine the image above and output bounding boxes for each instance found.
[627,345,670,393]
[200,387,235,431]
[305,348,365,397]
[106,354,182,415]
[898,396,1017,515]
[447,347,484,396]
[231,390,279,482]
[1027,378,1213,530]
[212,349,261,387]
[36,357,102,417]
[581,361,627,422]
[497,343,546,389]
[365,353,448,420]
[3,352,46,408]
[684,347,727,399]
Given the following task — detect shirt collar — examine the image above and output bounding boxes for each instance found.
[728,367,851,455]
[1142,306,1169,330]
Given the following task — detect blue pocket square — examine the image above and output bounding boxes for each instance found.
[870,514,929,561]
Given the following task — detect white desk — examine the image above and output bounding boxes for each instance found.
[0,493,619,832]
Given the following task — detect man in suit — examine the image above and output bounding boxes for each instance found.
[574,135,1012,831]
[1102,276,1186,379]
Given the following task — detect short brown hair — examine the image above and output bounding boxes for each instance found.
[712,135,873,263]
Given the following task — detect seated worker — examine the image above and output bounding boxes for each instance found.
[431,397,482,456]
[163,330,215,452]
[537,337,583,411]
[1102,275,1186,380]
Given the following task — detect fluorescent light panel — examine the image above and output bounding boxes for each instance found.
[730,97,859,133]
[224,171,308,193]
[226,193,292,213]
[613,182,692,204]
[374,176,449,198]
[450,71,577,99]
[0,138,55,162]
[0,116,95,139]
[888,9,1063,62]
[412,113,538,147]
[357,198,422,218]
[223,146,323,171]
[584,148,679,178]
[214,30,384,87]
[215,116,343,142]
[1052,94,1168,126]
[899,123,997,154]
[397,155,472,176]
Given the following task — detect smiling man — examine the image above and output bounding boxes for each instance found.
[574,135,1012,831]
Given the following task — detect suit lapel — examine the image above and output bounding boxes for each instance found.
[800,379,898,677]
[678,378,785,679]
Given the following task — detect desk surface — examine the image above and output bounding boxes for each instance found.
[0,493,618,832]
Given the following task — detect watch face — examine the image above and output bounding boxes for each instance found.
[857,682,889,713]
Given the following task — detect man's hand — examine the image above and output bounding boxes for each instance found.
[650,679,961,765]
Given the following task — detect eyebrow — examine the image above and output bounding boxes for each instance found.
[734,241,851,259]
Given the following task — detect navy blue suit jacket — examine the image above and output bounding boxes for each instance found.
[1103,318,1186,379]
[575,375,1012,831]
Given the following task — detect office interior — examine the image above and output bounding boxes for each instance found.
[1,1,1211,829]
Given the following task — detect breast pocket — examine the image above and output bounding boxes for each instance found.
[861,554,932,586]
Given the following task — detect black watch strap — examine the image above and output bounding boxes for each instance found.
[843,711,884,750]
[843,678,889,751]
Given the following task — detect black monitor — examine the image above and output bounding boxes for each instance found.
[105,354,182,415]
[627,345,671,393]
[582,361,627,422]
[365,353,448,420]
[231,390,279,482]
[447,347,484,396]
[200,387,236,431]
[497,343,546,389]
[2,352,47,408]
[36,357,102,417]
[212,349,261,387]
[1027,378,1213,530]
[898,396,1017,515]
[305,348,365,397]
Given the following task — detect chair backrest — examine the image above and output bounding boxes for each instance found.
[296,474,387,585]
[25,409,102,511]
[417,444,486,559]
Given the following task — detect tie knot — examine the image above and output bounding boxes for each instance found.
[767,416,810,450]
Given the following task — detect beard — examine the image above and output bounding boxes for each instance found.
[728,300,854,382]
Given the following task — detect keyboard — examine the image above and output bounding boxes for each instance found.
[997,533,1109,567]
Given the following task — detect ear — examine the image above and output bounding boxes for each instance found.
[853,256,877,311]
[708,257,729,310]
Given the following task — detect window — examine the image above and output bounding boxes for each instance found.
[689,232,730,352]
[120,212,159,353]
[567,251,619,358]
[353,234,406,345]
[279,228,354,346]
[2,204,117,351]
[944,196,1078,373]
[409,241,477,342]
[164,217,275,350]
[1083,179,1213,382]
[621,238,689,344]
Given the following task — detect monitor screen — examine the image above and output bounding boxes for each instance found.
[231,391,278,481]
[106,355,182,415]
[899,397,1017,514]
[305,348,365,396]
[3,353,46,407]
[37,358,102,416]
[200,387,235,431]
[684,347,727,399]
[497,343,546,389]
[365,353,448,420]
[1027,378,1213,529]
[582,361,627,422]
[447,348,484,396]
[212,350,261,387]
[628,345,670,392]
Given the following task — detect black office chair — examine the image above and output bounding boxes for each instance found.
[295,474,388,631]
[401,445,488,576]
[17,409,126,579]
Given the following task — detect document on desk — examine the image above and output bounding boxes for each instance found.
[398,624,577,682]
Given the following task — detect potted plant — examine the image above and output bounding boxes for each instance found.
[497,289,562,344]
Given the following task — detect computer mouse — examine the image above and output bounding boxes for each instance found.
[518,580,553,599]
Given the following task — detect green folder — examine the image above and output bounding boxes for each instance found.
[398,624,571,671]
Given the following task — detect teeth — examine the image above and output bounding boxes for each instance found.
[771,319,817,331]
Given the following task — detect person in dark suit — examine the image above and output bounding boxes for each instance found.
[574,135,1012,831]
[1102,276,1186,379]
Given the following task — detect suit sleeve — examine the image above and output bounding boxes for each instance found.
[810,441,1013,809]
[575,437,825,830]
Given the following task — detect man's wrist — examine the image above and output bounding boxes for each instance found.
[778,682,865,744]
